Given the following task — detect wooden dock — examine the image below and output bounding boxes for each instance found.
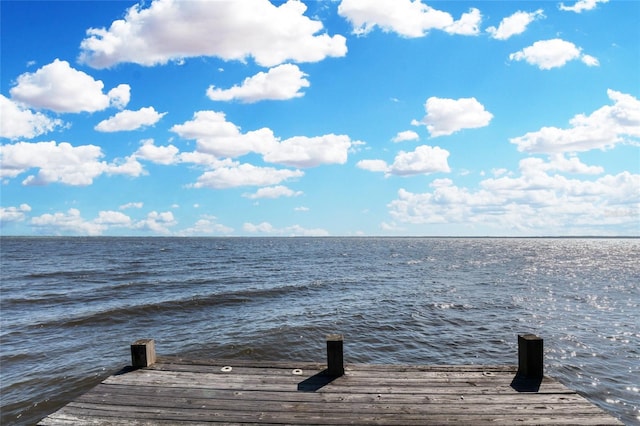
[39,335,622,425]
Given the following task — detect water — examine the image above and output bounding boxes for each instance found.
[1,237,638,425]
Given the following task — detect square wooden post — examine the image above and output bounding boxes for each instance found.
[131,339,156,368]
[517,334,543,379]
[326,334,344,377]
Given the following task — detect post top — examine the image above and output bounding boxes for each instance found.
[132,338,155,345]
[326,334,344,342]
[519,334,542,341]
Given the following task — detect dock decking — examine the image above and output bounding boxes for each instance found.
[39,336,622,425]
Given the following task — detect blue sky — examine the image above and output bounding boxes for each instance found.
[1,0,638,236]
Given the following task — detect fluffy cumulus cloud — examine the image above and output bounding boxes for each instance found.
[357,145,450,176]
[387,95,639,234]
[388,167,640,234]
[389,145,451,175]
[0,95,64,140]
[0,204,32,224]
[31,208,107,236]
[207,64,310,103]
[243,221,329,236]
[418,96,493,137]
[95,107,166,132]
[9,59,130,113]
[190,163,304,189]
[392,130,419,143]
[559,0,609,13]
[171,110,276,158]
[0,141,143,185]
[338,0,481,37]
[535,154,604,175]
[243,185,303,199]
[28,208,179,235]
[509,39,598,70]
[135,211,177,234]
[172,110,355,168]
[179,216,233,236]
[134,139,180,165]
[94,210,133,227]
[79,0,347,68]
[263,135,352,168]
[510,90,640,154]
[486,9,544,40]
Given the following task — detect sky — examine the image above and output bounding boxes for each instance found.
[1,0,639,237]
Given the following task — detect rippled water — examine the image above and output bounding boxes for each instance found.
[1,237,638,425]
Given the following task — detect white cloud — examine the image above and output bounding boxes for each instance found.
[559,0,609,13]
[134,211,177,234]
[190,163,303,189]
[356,159,390,173]
[207,64,310,103]
[294,206,309,212]
[0,141,144,185]
[0,95,64,140]
[95,107,166,132]
[263,134,352,168]
[94,210,133,226]
[106,154,145,178]
[243,221,275,233]
[243,185,303,199]
[134,139,180,165]
[27,208,181,236]
[444,8,482,36]
[179,216,233,236]
[581,54,600,67]
[171,110,277,158]
[243,221,329,236]
[389,145,451,176]
[510,90,640,154]
[79,0,347,68]
[107,84,131,109]
[357,145,451,176]
[120,202,143,210]
[31,208,106,236]
[338,0,481,37]
[509,38,598,70]
[388,169,640,235]
[177,151,235,169]
[532,154,604,175]
[0,204,32,223]
[172,111,355,167]
[418,96,493,137]
[486,9,544,40]
[392,130,419,143]
[9,59,130,113]
[549,154,604,175]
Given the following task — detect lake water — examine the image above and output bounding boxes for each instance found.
[1,237,638,425]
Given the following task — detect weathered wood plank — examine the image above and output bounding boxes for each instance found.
[39,360,622,425]
[84,382,592,405]
[101,368,575,395]
[150,362,517,379]
[42,401,621,426]
[72,389,611,417]
[156,357,516,373]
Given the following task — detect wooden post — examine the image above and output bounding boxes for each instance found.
[131,339,156,368]
[326,334,344,377]
[517,334,543,378]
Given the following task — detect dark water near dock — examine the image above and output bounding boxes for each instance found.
[1,237,638,425]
